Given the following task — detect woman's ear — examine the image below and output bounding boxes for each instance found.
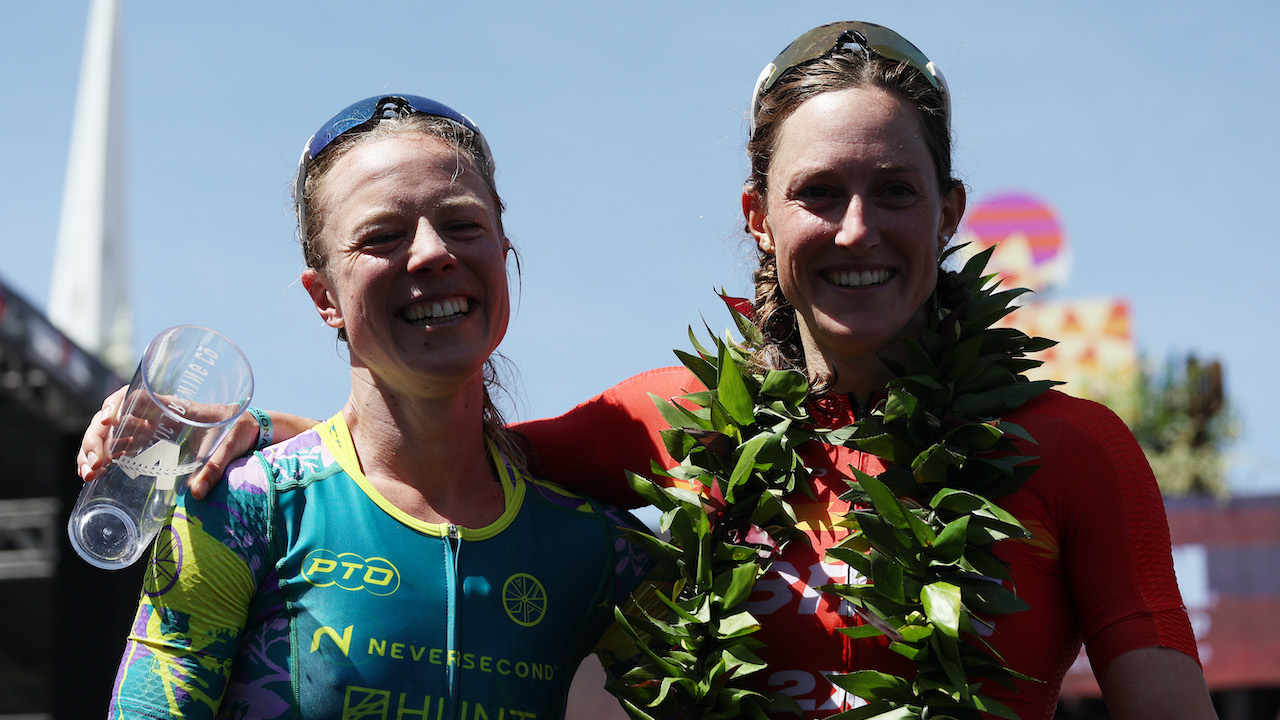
[743,183,774,254]
[302,268,344,332]
[938,183,968,251]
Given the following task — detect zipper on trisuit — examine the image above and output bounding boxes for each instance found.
[443,523,462,718]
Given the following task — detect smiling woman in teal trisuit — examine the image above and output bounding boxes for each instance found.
[102,95,660,720]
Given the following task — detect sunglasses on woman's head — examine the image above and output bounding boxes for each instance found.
[294,94,491,237]
[749,21,949,134]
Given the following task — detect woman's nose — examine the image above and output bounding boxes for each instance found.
[406,219,456,273]
[833,197,874,249]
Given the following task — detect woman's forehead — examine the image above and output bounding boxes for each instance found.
[324,135,491,204]
[773,88,931,168]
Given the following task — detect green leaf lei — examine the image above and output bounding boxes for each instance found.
[611,247,1061,720]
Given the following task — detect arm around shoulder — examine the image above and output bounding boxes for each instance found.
[513,367,701,507]
[187,409,318,499]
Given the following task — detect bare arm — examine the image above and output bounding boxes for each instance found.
[1099,647,1218,720]
[76,389,318,500]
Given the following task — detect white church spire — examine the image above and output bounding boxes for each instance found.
[48,0,132,376]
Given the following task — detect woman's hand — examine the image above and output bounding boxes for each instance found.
[76,386,127,484]
[181,410,320,498]
[77,391,319,500]
[183,410,271,499]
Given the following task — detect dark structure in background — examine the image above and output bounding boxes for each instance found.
[0,277,137,719]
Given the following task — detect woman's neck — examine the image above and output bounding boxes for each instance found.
[798,315,922,405]
[802,336,898,402]
[341,372,505,528]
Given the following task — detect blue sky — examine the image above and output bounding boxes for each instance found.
[3,1,1277,495]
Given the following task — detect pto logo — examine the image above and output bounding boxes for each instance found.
[302,549,400,596]
[502,573,547,627]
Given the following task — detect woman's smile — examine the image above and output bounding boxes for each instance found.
[399,295,471,325]
[822,267,894,289]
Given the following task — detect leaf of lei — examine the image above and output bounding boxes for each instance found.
[612,246,1059,720]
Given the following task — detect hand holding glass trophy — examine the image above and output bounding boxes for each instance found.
[68,325,254,570]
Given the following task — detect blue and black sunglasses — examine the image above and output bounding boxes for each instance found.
[293,94,491,237]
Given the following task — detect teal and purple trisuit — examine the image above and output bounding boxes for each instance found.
[109,413,659,720]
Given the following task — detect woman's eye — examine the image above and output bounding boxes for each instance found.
[796,185,835,201]
[880,184,918,205]
[359,232,402,250]
[447,220,488,238]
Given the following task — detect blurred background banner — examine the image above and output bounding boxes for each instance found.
[959,191,1072,296]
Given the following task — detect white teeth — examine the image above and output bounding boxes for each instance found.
[403,297,469,323]
[827,269,892,288]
